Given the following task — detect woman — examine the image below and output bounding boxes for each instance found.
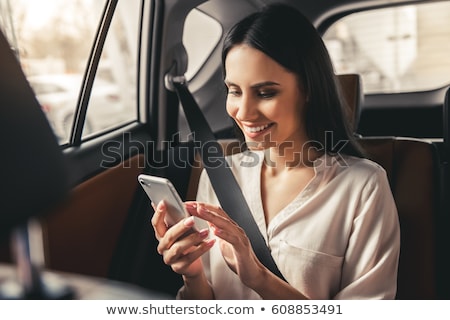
[151,3,400,299]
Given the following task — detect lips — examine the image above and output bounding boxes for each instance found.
[243,123,272,133]
[241,123,274,139]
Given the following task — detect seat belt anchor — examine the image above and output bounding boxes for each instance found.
[164,72,186,92]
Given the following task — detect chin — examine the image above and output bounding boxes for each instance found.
[244,138,271,150]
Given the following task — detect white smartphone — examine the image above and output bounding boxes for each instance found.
[138,174,199,230]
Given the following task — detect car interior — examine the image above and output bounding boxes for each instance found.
[0,0,449,300]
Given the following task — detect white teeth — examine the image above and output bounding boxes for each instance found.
[244,124,270,133]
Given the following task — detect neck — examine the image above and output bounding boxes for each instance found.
[262,142,322,175]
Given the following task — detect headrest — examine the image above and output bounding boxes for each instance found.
[0,29,69,236]
[337,73,363,133]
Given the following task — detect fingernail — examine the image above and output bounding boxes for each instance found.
[198,228,209,238]
[205,238,215,247]
[184,216,194,227]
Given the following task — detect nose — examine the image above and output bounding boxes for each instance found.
[232,94,258,122]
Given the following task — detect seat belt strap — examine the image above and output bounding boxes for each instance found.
[171,78,286,282]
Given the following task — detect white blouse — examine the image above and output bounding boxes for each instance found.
[185,150,400,300]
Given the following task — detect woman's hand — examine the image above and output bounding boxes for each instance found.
[150,200,215,278]
[185,201,267,289]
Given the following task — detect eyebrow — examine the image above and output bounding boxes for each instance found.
[224,80,281,88]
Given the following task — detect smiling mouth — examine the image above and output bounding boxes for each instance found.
[243,123,273,133]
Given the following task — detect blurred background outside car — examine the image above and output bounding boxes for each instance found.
[0,0,449,144]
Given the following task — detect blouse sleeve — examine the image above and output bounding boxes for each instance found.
[334,166,400,299]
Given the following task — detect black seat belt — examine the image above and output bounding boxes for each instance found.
[170,77,286,282]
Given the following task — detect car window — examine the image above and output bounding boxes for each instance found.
[0,0,104,144]
[323,1,450,94]
[84,0,140,141]
[183,8,222,80]
[0,0,140,145]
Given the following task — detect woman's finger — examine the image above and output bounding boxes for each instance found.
[157,217,205,254]
[188,203,249,246]
[195,203,237,229]
[160,227,212,261]
[151,200,168,239]
[168,238,216,274]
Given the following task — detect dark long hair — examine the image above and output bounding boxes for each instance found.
[222,4,363,157]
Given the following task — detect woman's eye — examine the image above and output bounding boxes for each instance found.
[228,89,241,96]
[258,90,276,98]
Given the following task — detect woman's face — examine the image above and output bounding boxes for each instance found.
[225,44,308,149]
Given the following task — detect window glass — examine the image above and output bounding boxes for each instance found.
[183,9,222,80]
[84,0,140,141]
[323,2,450,94]
[0,0,104,144]
[0,0,140,144]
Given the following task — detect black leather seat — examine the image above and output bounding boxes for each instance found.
[350,76,444,299]
[357,136,440,299]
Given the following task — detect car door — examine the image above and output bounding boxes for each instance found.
[0,0,159,287]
